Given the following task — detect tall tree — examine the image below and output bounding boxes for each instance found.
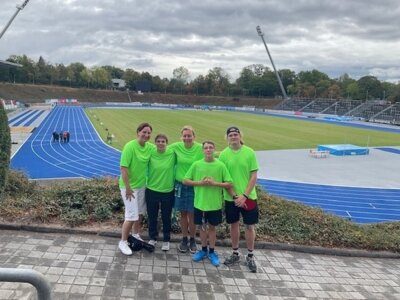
[172,66,190,94]
[0,101,11,195]
[357,76,382,100]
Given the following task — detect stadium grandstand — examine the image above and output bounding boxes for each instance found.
[274,97,400,125]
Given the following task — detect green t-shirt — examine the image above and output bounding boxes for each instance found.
[184,159,232,211]
[170,141,203,182]
[118,139,155,189]
[219,145,259,201]
[147,146,176,193]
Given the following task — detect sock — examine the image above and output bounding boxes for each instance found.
[202,246,208,252]
[190,237,195,242]
[182,237,188,243]
[209,248,215,254]
[233,248,239,255]
[247,249,254,258]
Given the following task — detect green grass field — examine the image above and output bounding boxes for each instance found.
[86,108,400,151]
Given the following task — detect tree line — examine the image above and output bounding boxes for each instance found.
[1,55,399,102]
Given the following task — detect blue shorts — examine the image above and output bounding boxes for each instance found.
[174,181,194,213]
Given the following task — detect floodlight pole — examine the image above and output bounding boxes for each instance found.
[0,0,30,40]
[256,25,288,100]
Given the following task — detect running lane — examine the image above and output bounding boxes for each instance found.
[11,106,121,179]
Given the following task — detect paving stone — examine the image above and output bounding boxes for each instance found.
[1,229,400,299]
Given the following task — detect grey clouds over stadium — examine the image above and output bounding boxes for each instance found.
[1,0,399,81]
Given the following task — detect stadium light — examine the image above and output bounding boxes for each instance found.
[256,25,288,100]
[0,0,30,40]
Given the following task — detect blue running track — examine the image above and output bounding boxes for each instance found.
[11,106,121,179]
[258,179,400,224]
[11,106,400,224]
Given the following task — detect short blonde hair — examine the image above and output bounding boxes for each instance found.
[181,125,195,136]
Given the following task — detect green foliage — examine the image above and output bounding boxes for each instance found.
[0,103,11,195]
[0,172,400,252]
[5,170,37,195]
[0,173,123,227]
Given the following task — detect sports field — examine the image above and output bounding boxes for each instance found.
[86,108,400,151]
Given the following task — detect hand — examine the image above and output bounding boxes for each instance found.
[234,195,247,209]
[126,188,135,201]
[202,177,214,186]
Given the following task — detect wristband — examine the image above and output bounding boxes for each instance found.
[243,193,249,200]
[232,195,238,200]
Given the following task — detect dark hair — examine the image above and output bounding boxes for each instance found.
[202,140,215,147]
[136,122,152,133]
[155,133,168,143]
[226,126,240,135]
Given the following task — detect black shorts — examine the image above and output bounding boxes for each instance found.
[225,200,259,225]
[194,208,222,226]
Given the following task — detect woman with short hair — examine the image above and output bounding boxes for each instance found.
[118,122,155,256]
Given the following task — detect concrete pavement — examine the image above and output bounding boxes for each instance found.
[1,229,400,299]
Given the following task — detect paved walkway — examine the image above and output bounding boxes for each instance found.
[1,230,400,300]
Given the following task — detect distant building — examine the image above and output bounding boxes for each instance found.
[112,79,126,90]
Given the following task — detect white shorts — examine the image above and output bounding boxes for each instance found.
[120,188,146,221]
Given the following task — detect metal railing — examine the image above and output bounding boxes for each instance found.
[0,268,52,300]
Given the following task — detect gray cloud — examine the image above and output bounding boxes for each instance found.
[0,0,399,81]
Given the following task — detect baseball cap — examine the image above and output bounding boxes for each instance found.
[226,126,240,135]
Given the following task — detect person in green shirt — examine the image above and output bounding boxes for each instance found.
[170,125,203,253]
[183,141,232,267]
[145,134,176,251]
[219,126,259,273]
[118,122,155,256]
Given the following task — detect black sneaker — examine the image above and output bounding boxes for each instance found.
[246,256,257,273]
[189,239,197,254]
[223,253,240,266]
[178,240,189,253]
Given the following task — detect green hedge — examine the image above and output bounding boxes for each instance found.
[0,102,11,195]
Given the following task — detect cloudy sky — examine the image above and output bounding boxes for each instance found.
[1,0,399,82]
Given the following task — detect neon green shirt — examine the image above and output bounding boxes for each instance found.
[118,139,155,189]
[184,159,232,211]
[147,146,176,193]
[219,145,259,201]
[170,141,203,182]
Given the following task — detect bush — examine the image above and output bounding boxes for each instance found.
[0,103,11,195]
[5,170,37,196]
[1,174,400,253]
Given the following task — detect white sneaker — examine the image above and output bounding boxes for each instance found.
[148,240,157,246]
[161,242,170,251]
[118,240,132,256]
[132,233,143,241]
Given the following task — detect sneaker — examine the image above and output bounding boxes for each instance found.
[161,242,170,251]
[224,253,240,266]
[148,240,157,246]
[118,240,133,256]
[208,252,220,267]
[189,239,197,253]
[246,256,257,273]
[178,240,189,253]
[132,233,143,241]
[192,250,208,262]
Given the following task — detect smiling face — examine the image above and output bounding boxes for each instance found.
[155,137,167,152]
[202,141,215,160]
[227,131,241,148]
[137,126,152,145]
[181,128,194,147]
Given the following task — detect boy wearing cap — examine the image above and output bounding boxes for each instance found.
[183,141,232,267]
[219,126,259,273]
